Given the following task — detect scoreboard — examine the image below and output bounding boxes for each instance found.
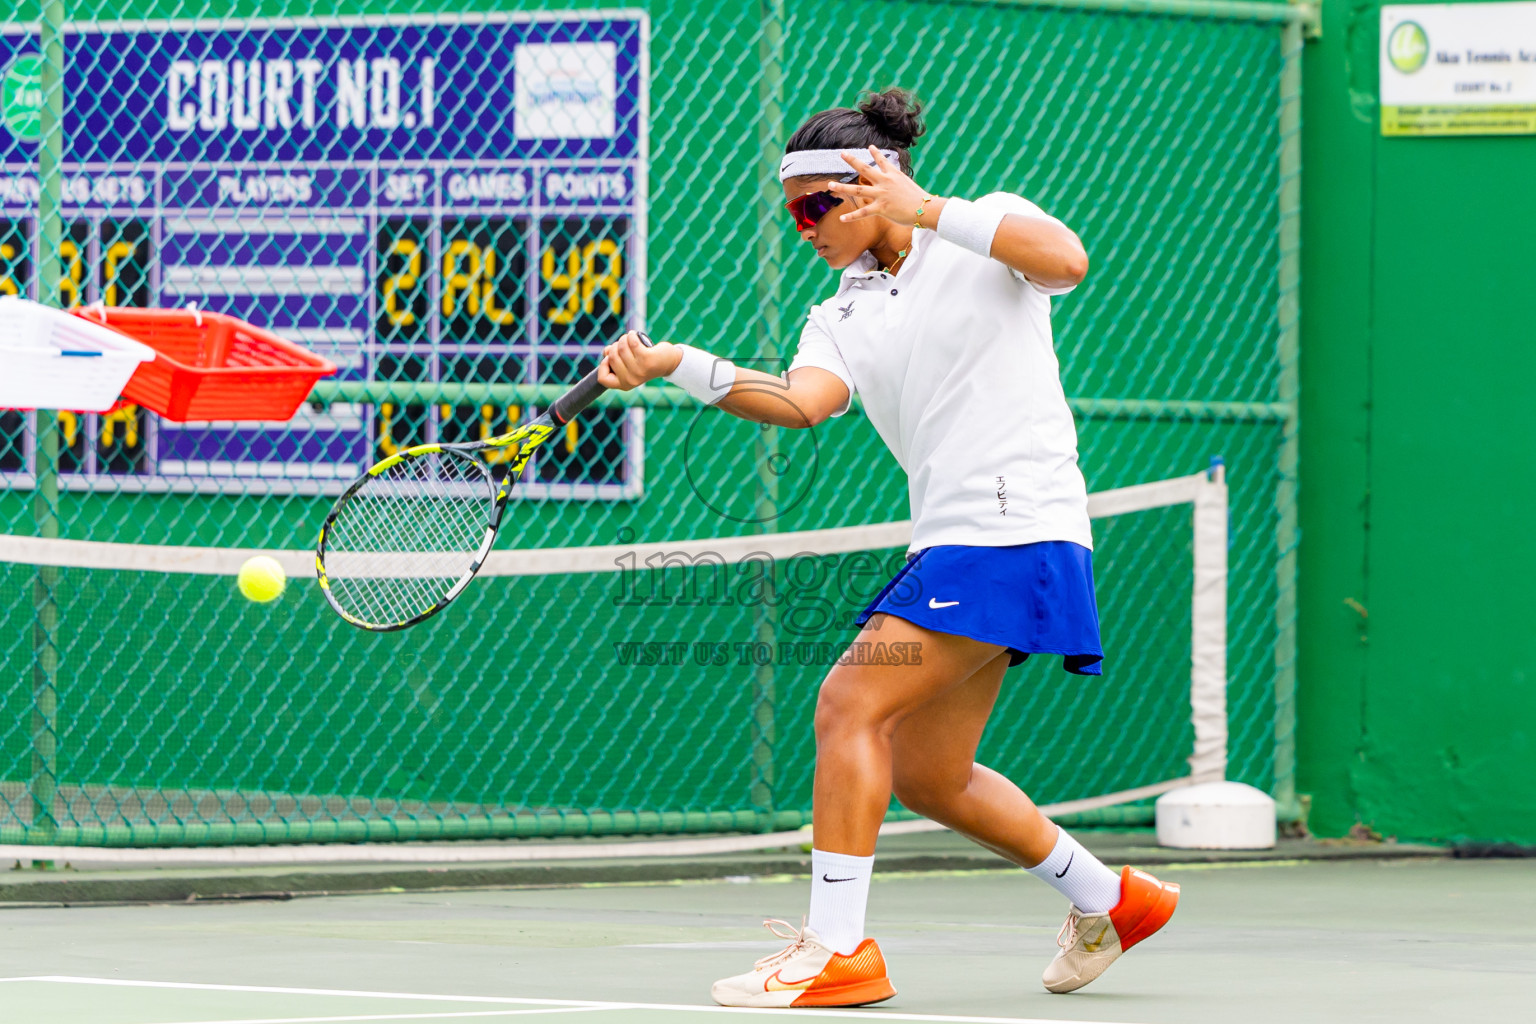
[0,13,647,497]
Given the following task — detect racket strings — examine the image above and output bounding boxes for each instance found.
[323,451,497,627]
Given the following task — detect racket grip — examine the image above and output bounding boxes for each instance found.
[550,331,652,425]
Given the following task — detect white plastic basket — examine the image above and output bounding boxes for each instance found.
[0,296,157,412]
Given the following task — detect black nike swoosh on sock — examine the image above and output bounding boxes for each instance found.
[1055,851,1075,878]
[822,874,857,883]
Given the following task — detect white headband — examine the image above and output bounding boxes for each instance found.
[778,148,900,181]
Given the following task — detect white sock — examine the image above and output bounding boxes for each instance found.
[806,849,874,955]
[1024,826,1122,914]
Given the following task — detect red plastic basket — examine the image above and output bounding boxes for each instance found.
[69,307,337,422]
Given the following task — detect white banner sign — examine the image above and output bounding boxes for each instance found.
[1381,2,1536,135]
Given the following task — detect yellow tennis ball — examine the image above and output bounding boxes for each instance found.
[798,823,814,854]
[237,555,287,603]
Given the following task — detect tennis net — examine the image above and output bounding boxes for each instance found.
[0,465,1227,850]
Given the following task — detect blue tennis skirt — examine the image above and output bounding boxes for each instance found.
[854,541,1104,675]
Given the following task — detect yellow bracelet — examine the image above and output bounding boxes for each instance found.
[915,195,937,229]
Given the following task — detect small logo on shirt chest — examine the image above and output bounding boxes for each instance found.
[996,475,1008,516]
[838,300,856,322]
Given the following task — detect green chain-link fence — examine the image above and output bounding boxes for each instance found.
[0,0,1310,846]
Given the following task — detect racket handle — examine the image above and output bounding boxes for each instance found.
[550,331,652,426]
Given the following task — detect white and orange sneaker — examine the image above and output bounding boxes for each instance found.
[710,918,896,1008]
[1042,865,1180,994]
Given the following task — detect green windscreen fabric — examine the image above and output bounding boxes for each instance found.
[0,0,1302,845]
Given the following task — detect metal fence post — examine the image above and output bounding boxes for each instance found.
[28,0,68,845]
[1272,17,1304,821]
[749,0,787,829]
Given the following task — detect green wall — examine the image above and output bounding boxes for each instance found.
[1298,0,1536,843]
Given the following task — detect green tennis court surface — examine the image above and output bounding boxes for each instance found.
[4,858,1533,1023]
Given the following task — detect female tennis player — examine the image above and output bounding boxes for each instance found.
[596,88,1179,1006]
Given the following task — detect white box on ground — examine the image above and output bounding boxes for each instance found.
[1156,781,1277,849]
[0,297,156,412]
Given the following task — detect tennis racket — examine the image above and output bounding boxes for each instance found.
[316,332,651,631]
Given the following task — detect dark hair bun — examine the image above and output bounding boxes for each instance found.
[859,88,925,149]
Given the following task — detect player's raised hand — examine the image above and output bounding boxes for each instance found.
[598,330,681,391]
[827,146,931,226]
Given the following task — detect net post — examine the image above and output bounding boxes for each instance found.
[749,489,780,831]
[1189,461,1229,782]
[747,0,788,831]
[1272,18,1304,821]
[27,0,69,847]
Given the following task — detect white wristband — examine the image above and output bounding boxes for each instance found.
[935,197,1006,259]
[663,344,737,406]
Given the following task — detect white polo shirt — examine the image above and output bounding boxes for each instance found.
[788,192,1092,552]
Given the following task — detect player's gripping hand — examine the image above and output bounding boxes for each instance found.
[598,331,682,391]
[827,146,931,226]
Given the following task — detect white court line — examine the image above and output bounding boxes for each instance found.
[155,1011,604,1024]
[19,977,1146,1024]
[156,1010,606,1023]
